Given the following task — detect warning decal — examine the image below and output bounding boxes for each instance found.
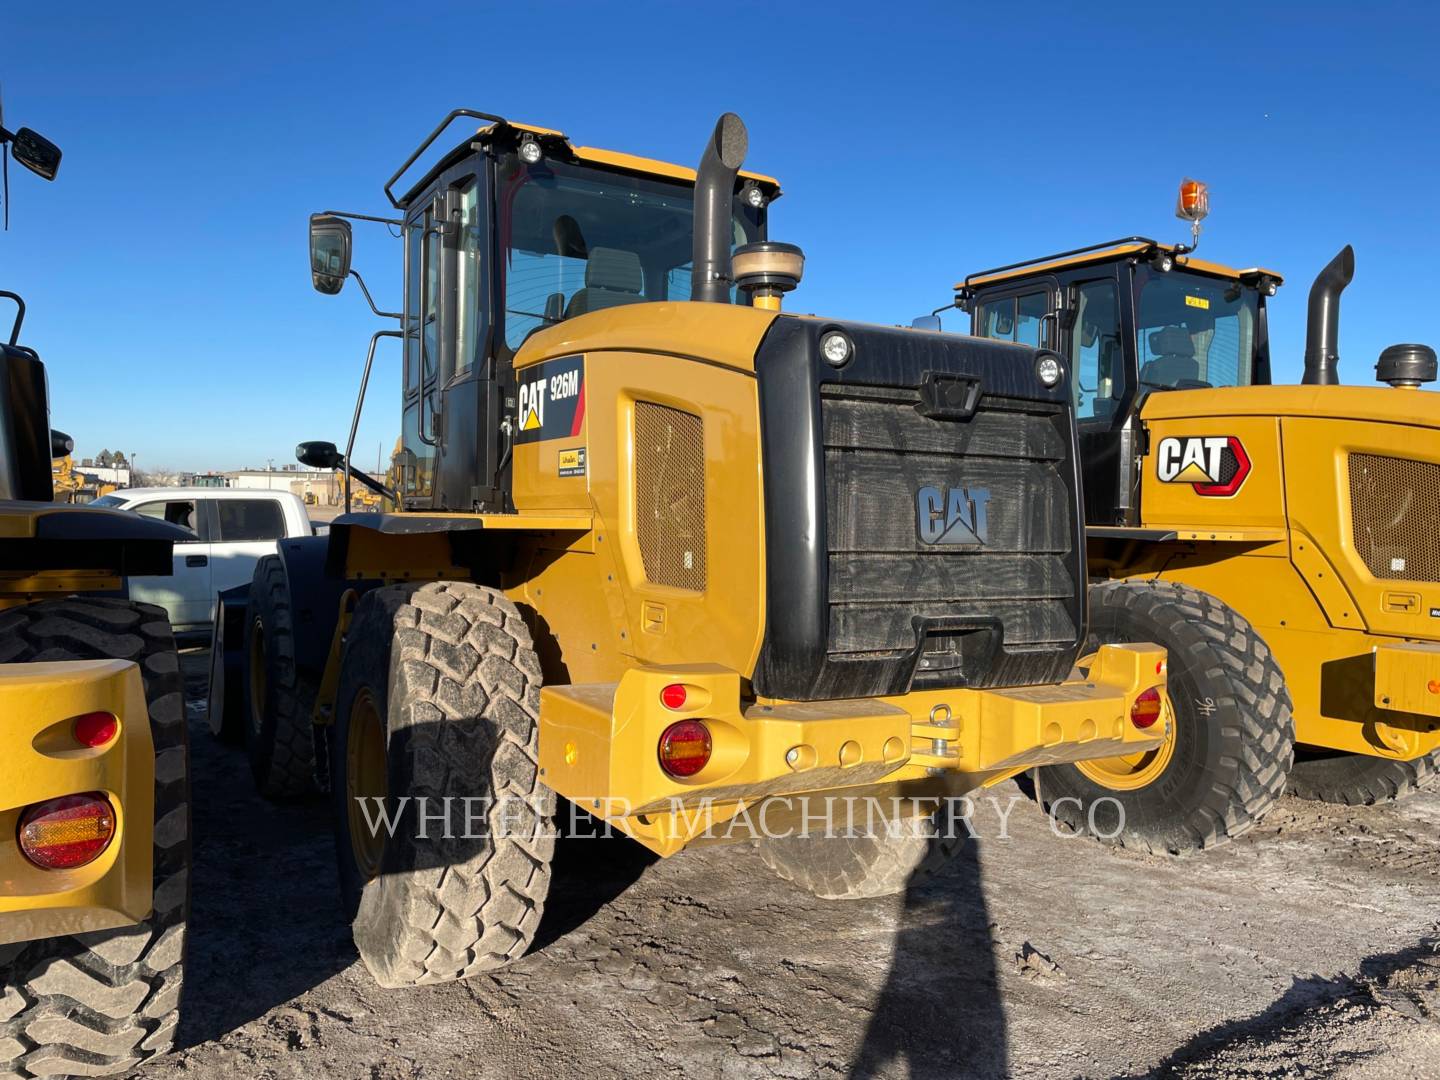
[515,355,585,446]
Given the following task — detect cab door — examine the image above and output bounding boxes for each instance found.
[1057,270,1135,524]
[399,200,441,505]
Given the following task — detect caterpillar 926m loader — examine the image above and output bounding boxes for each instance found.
[0,112,192,1078]
[948,182,1440,854]
[221,109,1169,989]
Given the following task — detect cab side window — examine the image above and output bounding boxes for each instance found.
[976,292,1047,346]
[1072,280,1123,422]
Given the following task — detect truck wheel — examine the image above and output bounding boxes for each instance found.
[0,599,189,1078]
[756,800,969,900]
[328,581,555,988]
[1288,748,1440,805]
[244,555,316,799]
[1035,581,1294,854]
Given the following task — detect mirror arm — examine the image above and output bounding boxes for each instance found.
[349,270,401,320]
[321,209,403,228]
[340,459,398,506]
[343,329,403,512]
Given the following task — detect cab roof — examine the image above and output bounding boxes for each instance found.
[955,237,1283,293]
[396,117,783,210]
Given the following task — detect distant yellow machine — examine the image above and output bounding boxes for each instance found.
[50,452,118,503]
[952,183,1439,853]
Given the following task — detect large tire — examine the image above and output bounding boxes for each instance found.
[0,599,189,1078]
[328,581,555,988]
[1036,580,1294,854]
[1289,748,1440,806]
[756,800,970,900]
[243,555,316,799]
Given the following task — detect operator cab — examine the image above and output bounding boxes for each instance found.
[308,114,779,515]
[957,238,1282,524]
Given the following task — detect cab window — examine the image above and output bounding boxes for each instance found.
[975,292,1047,346]
[1072,280,1123,422]
[496,155,762,355]
[1136,272,1258,390]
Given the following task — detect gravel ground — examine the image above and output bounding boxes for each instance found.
[127,652,1440,1080]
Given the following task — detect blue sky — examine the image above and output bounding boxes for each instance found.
[4,2,1436,472]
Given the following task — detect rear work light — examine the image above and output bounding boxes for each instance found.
[1130,687,1164,730]
[658,720,712,778]
[18,793,117,870]
[73,711,118,748]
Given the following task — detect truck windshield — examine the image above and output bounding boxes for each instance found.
[1136,272,1258,390]
[90,494,125,508]
[497,154,763,356]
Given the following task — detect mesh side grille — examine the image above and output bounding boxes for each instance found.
[635,401,707,591]
[1350,453,1440,582]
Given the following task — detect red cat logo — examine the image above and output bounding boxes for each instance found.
[1156,436,1251,496]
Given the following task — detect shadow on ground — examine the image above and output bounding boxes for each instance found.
[851,838,1008,1079]
[176,653,355,1048]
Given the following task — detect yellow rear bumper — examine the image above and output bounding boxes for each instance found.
[0,660,154,946]
[539,643,1167,854]
[1370,641,1440,757]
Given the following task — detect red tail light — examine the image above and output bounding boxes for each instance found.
[73,711,118,748]
[1130,687,1163,730]
[19,793,116,870]
[660,683,688,710]
[658,720,711,778]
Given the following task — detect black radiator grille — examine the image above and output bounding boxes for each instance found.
[821,386,1076,685]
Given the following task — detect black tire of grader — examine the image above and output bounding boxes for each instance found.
[329,581,555,989]
[1288,748,1440,806]
[756,801,971,900]
[0,599,189,1079]
[1035,580,1295,854]
[243,554,317,799]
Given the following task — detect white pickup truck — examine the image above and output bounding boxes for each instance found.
[92,487,314,636]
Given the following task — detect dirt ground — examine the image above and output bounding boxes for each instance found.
[129,652,1440,1080]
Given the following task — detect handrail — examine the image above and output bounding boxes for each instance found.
[344,329,402,511]
[383,108,507,209]
[960,236,1162,291]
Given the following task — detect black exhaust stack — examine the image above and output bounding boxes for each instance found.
[692,113,748,304]
[1301,245,1355,386]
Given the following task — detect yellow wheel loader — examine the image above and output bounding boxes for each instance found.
[217,109,1170,987]
[949,187,1439,853]
[51,453,119,504]
[0,112,192,1078]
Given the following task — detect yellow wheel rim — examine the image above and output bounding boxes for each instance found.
[346,688,388,881]
[247,617,266,737]
[1073,657,1178,792]
[1075,697,1177,791]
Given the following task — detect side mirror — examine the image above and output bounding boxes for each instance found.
[910,315,943,332]
[11,128,61,181]
[309,214,352,295]
[296,440,343,469]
